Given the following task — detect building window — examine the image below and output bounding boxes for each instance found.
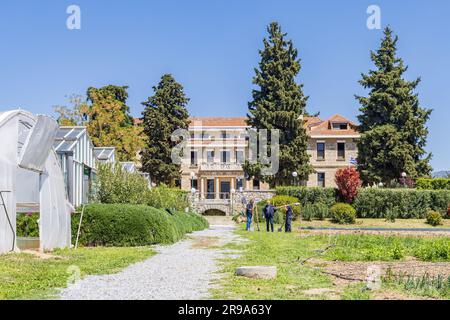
[332,122,348,130]
[253,179,260,190]
[191,178,198,190]
[190,151,198,166]
[337,142,345,160]
[317,142,325,160]
[236,150,244,164]
[206,150,215,163]
[206,179,214,199]
[221,150,230,163]
[317,173,325,187]
[236,178,243,190]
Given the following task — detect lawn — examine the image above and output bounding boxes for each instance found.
[298,218,450,229]
[0,247,154,300]
[212,223,450,300]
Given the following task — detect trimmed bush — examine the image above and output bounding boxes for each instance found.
[330,203,356,224]
[416,178,450,190]
[353,188,450,219]
[426,210,443,227]
[276,186,336,207]
[302,203,329,221]
[72,204,208,247]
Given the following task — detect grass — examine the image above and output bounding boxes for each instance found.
[0,246,154,300]
[211,229,334,300]
[321,235,450,262]
[298,218,450,229]
[212,223,450,300]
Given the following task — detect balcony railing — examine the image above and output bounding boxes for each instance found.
[199,162,243,171]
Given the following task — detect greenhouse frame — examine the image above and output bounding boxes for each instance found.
[0,109,72,254]
[53,126,97,207]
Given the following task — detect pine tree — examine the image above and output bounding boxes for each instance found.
[243,22,313,186]
[356,27,432,185]
[141,74,190,186]
[86,85,144,161]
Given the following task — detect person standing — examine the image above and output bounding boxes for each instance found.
[263,200,275,232]
[245,199,254,231]
[285,205,293,232]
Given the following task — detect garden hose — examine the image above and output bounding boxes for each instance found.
[0,191,15,252]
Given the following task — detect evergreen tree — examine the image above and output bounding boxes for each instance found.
[243,22,313,186]
[86,85,144,161]
[141,74,190,186]
[356,27,432,185]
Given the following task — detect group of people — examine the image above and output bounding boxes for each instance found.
[245,199,293,233]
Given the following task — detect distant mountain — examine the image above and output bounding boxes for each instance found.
[432,171,450,178]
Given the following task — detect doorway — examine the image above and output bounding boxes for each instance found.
[220,181,231,199]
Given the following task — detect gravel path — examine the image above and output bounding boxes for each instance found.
[59,223,242,300]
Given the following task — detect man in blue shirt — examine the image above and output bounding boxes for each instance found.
[245,199,254,231]
[263,200,275,232]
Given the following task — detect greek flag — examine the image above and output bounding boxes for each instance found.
[349,157,357,166]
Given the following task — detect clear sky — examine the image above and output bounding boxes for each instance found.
[0,0,449,171]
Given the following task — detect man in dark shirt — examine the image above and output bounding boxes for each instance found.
[263,200,275,232]
[285,205,293,232]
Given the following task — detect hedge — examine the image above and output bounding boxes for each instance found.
[353,188,450,219]
[72,204,209,247]
[416,178,450,190]
[255,195,301,224]
[275,186,337,207]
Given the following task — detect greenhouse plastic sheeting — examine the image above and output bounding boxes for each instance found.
[0,112,18,253]
[19,115,59,172]
[0,110,72,254]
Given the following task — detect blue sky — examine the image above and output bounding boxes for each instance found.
[0,0,449,171]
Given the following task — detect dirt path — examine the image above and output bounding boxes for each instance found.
[59,217,241,300]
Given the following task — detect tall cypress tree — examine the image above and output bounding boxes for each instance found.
[243,22,313,186]
[356,27,432,185]
[141,74,190,186]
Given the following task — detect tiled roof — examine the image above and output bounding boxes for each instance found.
[186,114,358,137]
[189,117,248,127]
[307,114,359,137]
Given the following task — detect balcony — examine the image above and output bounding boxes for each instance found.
[199,162,243,171]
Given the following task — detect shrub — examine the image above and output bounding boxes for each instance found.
[276,186,336,207]
[92,163,150,205]
[72,204,208,247]
[330,203,356,224]
[426,210,443,227]
[335,167,362,203]
[416,178,450,190]
[353,188,450,219]
[302,203,329,221]
[144,185,189,211]
[16,213,39,237]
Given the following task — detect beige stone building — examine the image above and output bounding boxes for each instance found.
[180,115,359,198]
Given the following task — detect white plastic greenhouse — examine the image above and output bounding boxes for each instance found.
[0,109,72,254]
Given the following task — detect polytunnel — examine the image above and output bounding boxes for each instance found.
[0,109,72,254]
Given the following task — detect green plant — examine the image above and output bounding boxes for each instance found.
[144,185,189,211]
[353,188,450,218]
[416,178,450,190]
[16,213,39,237]
[72,204,208,247]
[302,203,329,221]
[426,210,443,227]
[275,186,336,207]
[414,239,450,261]
[329,203,356,224]
[385,207,398,223]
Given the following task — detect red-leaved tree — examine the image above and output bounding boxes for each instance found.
[335,167,362,203]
